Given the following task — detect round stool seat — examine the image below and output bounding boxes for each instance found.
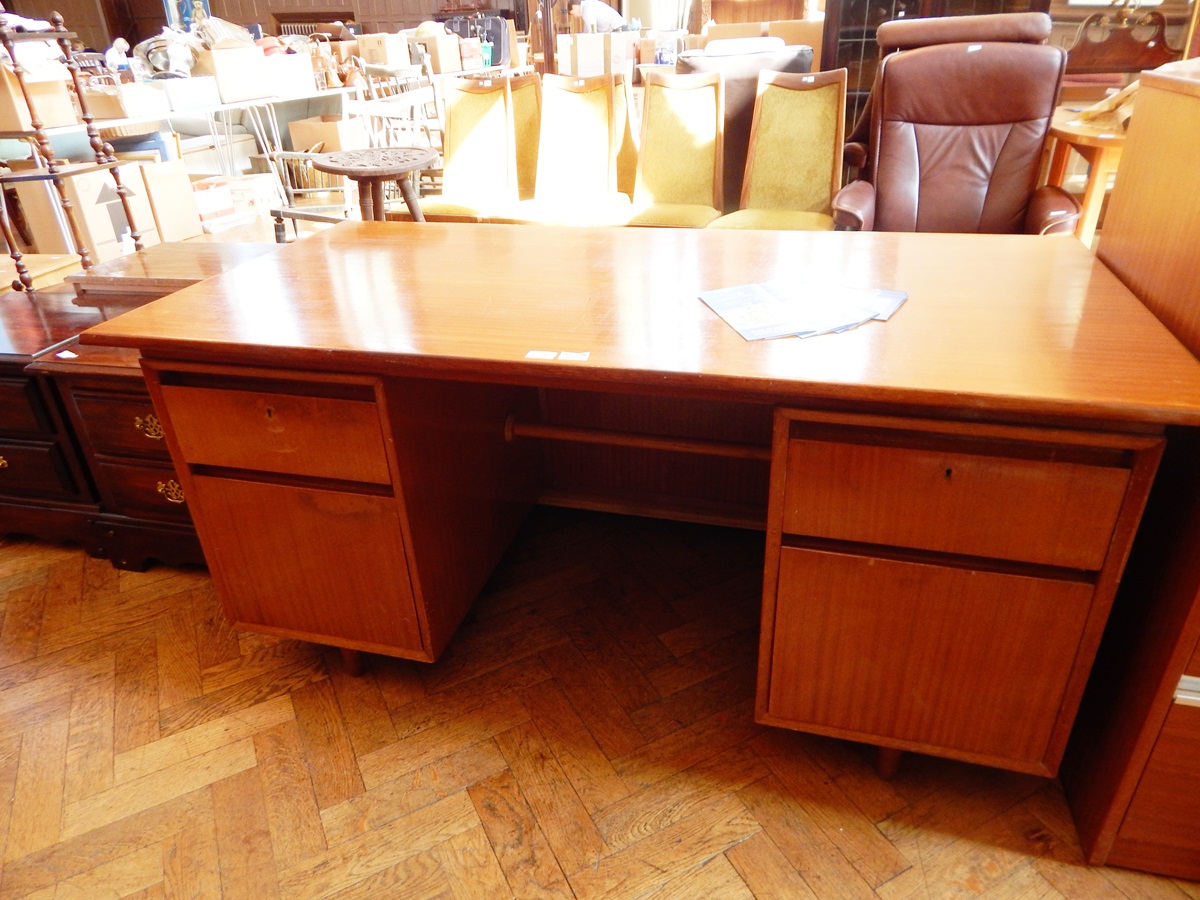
[312,147,439,222]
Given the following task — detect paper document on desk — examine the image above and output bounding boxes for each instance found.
[700,280,907,340]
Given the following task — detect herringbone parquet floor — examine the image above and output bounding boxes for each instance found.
[2,506,1198,899]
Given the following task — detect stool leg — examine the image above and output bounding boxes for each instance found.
[370,179,386,222]
[357,180,374,222]
[398,174,426,223]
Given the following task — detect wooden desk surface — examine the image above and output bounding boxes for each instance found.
[80,222,1200,428]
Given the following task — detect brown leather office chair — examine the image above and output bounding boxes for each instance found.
[833,18,1081,235]
[843,12,1056,179]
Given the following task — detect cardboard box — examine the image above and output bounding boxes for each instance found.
[287,114,369,153]
[265,53,318,99]
[192,45,271,103]
[190,176,236,220]
[162,75,221,111]
[59,163,161,262]
[80,80,171,120]
[357,33,409,67]
[0,59,77,131]
[557,33,634,78]
[409,34,462,74]
[459,37,483,70]
[330,40,359,63]
[191,173,283,223]
[140,160,203,241]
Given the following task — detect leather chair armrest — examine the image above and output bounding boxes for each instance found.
[832,180,875,231]
[1024,185,1082,236]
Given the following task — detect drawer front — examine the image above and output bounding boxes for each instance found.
[69,389,172,459]
[160,384,391,485]
[782,437,1131,570]
[93,458,194,523]
[0,377,50,436]
[765,546,1094,768]
[0,439,82,500]
[190,474,423,654]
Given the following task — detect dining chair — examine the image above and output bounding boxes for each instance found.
[708,68,847,230]
[625,70,725,228]
[492,73,633,226]
[510,73,542,201]
[391,75,517,222]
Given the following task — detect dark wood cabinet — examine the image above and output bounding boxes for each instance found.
[29,342,204,570]
[0,289,103,544]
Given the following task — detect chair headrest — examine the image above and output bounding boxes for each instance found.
[876,12,1051,54]
[701,36,787,56]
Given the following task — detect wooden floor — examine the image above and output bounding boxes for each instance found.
[2,506,1198,899]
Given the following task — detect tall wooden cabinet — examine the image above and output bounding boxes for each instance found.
[1060,71,1200,881]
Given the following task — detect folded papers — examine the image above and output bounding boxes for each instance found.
[701,280,907,340]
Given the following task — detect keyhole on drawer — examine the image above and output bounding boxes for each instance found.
[265,407,274,419]
[944,468,953,480]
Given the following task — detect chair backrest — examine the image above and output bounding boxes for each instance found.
[440,76,517,206]
[535,73,620,200]
[741,68,846,214]
[846,12,1054,177]
[867,39,1067,234]
[634,70,725,210]
[676,43,812,211]
[509,73,542,201]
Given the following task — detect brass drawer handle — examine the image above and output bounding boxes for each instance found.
[0,456,7,468]
[156,479,186,504]
[134,414,165,440]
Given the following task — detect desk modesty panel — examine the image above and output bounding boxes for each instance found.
[79,223,1200,775]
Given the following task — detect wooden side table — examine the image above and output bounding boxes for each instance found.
[1045,108,1126,248]
[311,147,439,223]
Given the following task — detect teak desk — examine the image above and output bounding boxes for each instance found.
[80,222,1200,779]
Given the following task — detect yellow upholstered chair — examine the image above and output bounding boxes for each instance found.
[401,75,516,222]
[493,73,633,225]
[510,73,542,201]
[625,70,725,228]
[708,68,847,230]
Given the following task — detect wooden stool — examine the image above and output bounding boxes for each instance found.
[311,147,439,223]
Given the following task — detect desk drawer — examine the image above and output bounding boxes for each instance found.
[0,377,50,436]
[0,439,82,500]
[69,389,172,460]
[93,458,194,523]
[766,545,1094,767]
[781,433,1131,570]
[160,384,391,485]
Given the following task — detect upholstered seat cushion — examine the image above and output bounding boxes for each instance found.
[706,209,833,230]
[626,203,723,227]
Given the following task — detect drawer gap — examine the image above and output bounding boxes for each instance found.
[189,464,395,498]
[157,372,376,402]
[789,422,1134,468]
[779,534,1096,583]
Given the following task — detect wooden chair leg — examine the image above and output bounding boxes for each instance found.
[876,746,903,780]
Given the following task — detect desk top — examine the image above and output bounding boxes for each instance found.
[80,222,1200,428]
